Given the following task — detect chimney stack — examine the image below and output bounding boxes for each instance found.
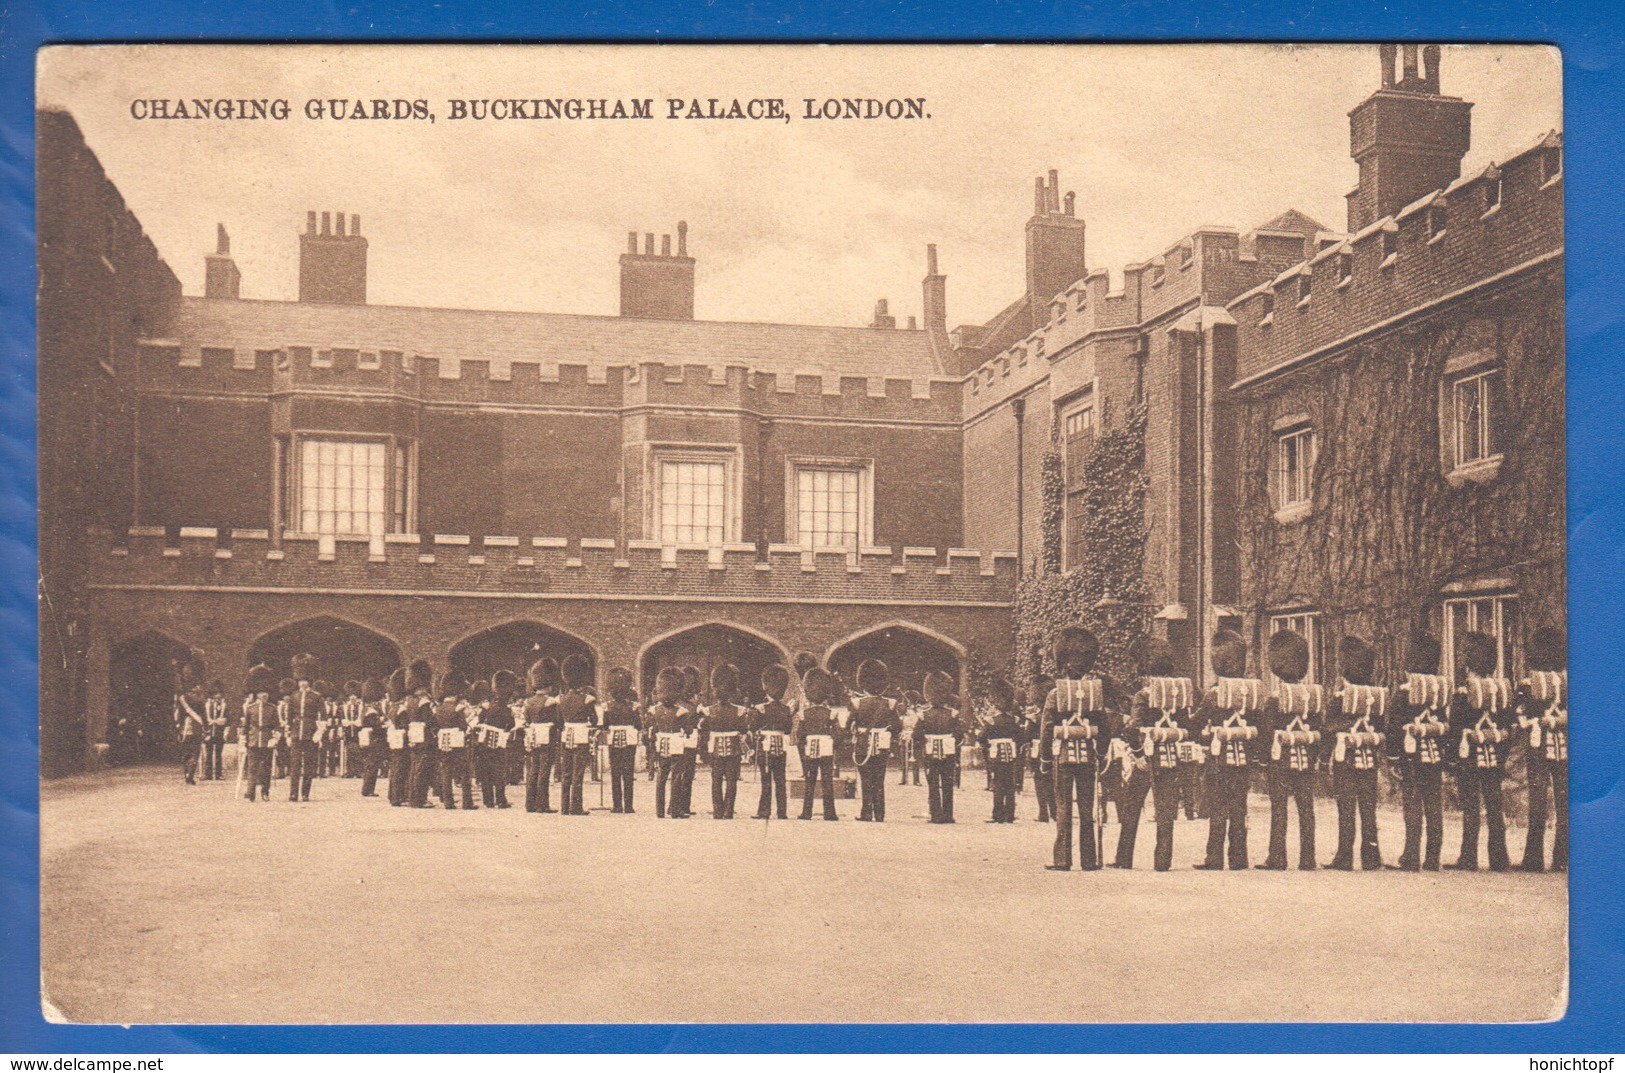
[1026,169,1087,302]
[922,243,947,338]
[204,223,242,299]
[1346,44,1471,231]
[620,221,696,321]
[870,298,896,329]
[298,208,368,304]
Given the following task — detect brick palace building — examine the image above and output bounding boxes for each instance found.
[39,45,1563,771]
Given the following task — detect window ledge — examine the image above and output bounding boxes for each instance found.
[1273,502,1312,526]
[1295,294,1311,310]
[1540,173,1562,191]
[1379,252,1398,272]
[1259,313,1274,328]
[1335,276,1353,290]
[1427,230,1447,246]
[1446,455,1504,488]
[1480,203,1502,221]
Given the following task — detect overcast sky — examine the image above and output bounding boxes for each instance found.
[38,44,1560,331]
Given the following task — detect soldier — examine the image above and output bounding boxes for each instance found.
[1024,674,1054,822]
[1519,626,1568,873]
[1194,629,1265,871]
[1260,629,1321,872]
[339,680,364,777]
[274,677,295,780]
[493,669,527,794]
[477,672,517,809]
[312,680,337,778]
[1327,635,1386,871]
[1386,634,1450,870]
[898,689,925,788]
[1450,631,1515,872]
[203,680,229,781]
[674,665,704,819]
[240,663,280,802]
[701,663,748,819]
[647,666,689,819]
[1127,638,1196,872]
[433,672,476,810]
[913,671,963,823]
[602,667,642,814]
[1041,628,1115,868]
[798,667,843,821]
[385,667,413,807]
[357,677,387,797]
[281,655,327,803]
[980,678,1025,824]
[521,658,561,814]
[404,658,438,809]
[753,663,795,820]
[1104,692,1150,869]
[557,654,599,816]
[174,665,206,785]
[849,659,901,822]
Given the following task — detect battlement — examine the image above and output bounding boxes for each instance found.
[87,527,1017,605]
[1229,130,1563,387]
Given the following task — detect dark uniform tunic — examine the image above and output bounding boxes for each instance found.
[203,694,229,781]
[357,701,386,797]
[406,690,438,808]
[1326,687,1385,870]
[752,700,794,820]
[798,704,843,821]
[1131,687,1197,872]
[1386,675,1451,871]
[241,695,279,801]
[1040,678,1116,866]
[386,695,417,807]
[476,700,515,809]
[646,702,690,819]
[433,698,476,809]
[701,701,749,819]
[979,709,1026,824]
[851,694,902,822]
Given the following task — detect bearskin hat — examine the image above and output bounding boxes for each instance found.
[1462,631,1499,677]
[386,667,407,701]
[801,667,831,706]
[466,680,492,705]
[291,653,320,682]
[760,663,791,702]
[343,679,362,698]
[856,658,890,696]
[527,657,559,694]
[793,651,820,677]
[710,662,740,701]
[1027,674,1055,708]
[561,653,593,692]
[1054,626,1100,675]
[1527,626,1566,673]
[608,666,635,702]
[904,689,924,708]
[1129,635,1176,678]
[433,670,465,701]
[314,680,334,700]
[1406,633,1442,675]
[491,668,519,702]
[208,679,225,696]
[680,665,704,702]
[655,665,685,705]
[1338,635,1378,686]
[406,658,433,694]
[277,677,296,698]
[361,678,384,704]
[180,661,206,690]
[1268,630,1311,684]
[245,663,276,696]
[923,670,955,707]
[1210,629,1249,679]
[988,677,1016,711]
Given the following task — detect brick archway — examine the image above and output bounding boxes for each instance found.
[109,630,194,762]
[448,620,599,689]
[247,615,403,690]
[636,621,792,704]
[824,620,966,699]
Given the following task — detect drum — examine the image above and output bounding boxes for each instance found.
[710,730,740,757]
[437,728,466,750]
[407,721,428,746]
[803,734,835,760]
[859,728,892,753]
[386,727,406,750]
[987,737,1016,763]
[607,725,638,749]
[759,730,788,756]
[358,727,374,750]
[477,725,509,749]
[562,722,593,749]
[523,723,552,749]
[923,733,956,761]
[656,731,685,758]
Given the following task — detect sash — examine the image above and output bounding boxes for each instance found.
[437,728,466,750]
[562,722,594,749]
[923,733,956,761]
[803,734,835,760]
[607,725,638,749]
[986,737,1017,763]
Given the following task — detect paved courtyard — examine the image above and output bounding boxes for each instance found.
[40,761,1565,1025]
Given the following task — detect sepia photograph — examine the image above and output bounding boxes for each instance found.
[35,42,1566,1026]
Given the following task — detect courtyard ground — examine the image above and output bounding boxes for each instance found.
[40,760,1566,1025]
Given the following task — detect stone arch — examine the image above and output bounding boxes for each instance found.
[448,619,600,689]
[637,620,792,704]
[109,630,195,762]
[824,620,966,699]
[247,615,403,691]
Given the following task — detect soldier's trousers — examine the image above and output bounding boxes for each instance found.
[656,756,681,817]
[1202,765,1250,869]
[1149,766,1183,871]
[408,746,436,807]
[244,746,272,800]
[989,761,1018,823]
[1113,764,1151,867]
[561,746,591,815]
[436,748,476,808]
[801,757,838,819]
[524,746,556,812]
[1180,762,1203,818]
[1524,754,1568,871]
[387,748,410,805]
[360,746,385,796]
[204,740,225,780]
[670,754,696,816]
[1052,762,1098,867]
[756,753,788,818]
[609,747,637,812]
[477,747,511,807]
[181,737,200,782]
[857,755,889,821]
[1455,766,1509,870]
[1398,762,1444,870]
[898,750,920,786]
[287,741,318,800]
[1030,762,1053,822]
[1330,766,1380,869]
[711,755,741,818]
[924,757,957,823]
[1265,767,1317,869]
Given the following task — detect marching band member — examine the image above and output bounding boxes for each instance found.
[1260,629,1321,872]
[1104,699,1149,868]
[203,680,229,781]
[647,666,689,819]
[915,670,964,825]
[602,667,642,814]
[701,663,748,819]
[432,674,476,810]
[798,667,844,821]
[274,677,295,780]
[1326,635,1385,871]
[313,680,339,778]
[404,658,438,809]
[1386,633,1450,871]
[240,663,279,802]
[282,655,328,803]
[1041,627,1115,869]
[356,677,386,798]
[851,659,901,822]
[1449,631,1515,872]
[475,672,516,809]
[521,658,561,814]
[753,664,795,820]
[493,669,527,795]
[175,664,206,785]
[557,655,599,816]
[340,680,364,778]
[1195,629,1264,871]
[385,667,413,807]
[673,665,705,820]
[1024,675,1054,823]
[898,689,924,788]
[979,678,1025,824]
[1128,638,1195,872]
[1519,626,1568,873]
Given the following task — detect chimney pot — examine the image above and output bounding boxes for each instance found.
[926,243,939,276]
[907,316,917,330]
[662,234,672,256]
[351,214,360,236]
[628,231,639,254]
[1064,191,1075,217]
[677,220,688,256]
[1034,177,1045,215]
[320,211,331,236]
[216,223,230,256]
[306,211,317,234]
[644,232,655,255]
[337,213,347,237]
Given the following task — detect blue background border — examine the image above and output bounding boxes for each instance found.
[3,0,1621,1054]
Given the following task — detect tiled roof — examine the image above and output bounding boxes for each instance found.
[1255,208,1329,235]
[173,296,942,379]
